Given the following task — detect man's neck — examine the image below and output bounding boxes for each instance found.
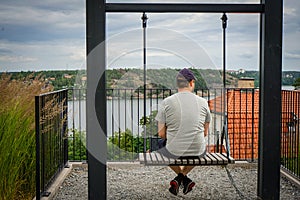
[178,87,192,93]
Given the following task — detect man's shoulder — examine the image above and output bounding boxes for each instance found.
[194,95,209,106]
[195,95,207,101]
[163,94,176,101]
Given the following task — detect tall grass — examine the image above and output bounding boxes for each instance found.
[0,74,52,200]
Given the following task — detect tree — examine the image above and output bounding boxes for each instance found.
[292,77,300,89]
[139,110,158,137]
[108,129,138,160]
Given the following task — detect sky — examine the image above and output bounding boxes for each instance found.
[0,0,299,72]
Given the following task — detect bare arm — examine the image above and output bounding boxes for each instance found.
[204,122,210,137]
[157,122,167,139]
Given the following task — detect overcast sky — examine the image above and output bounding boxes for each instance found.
[0,0,299,72]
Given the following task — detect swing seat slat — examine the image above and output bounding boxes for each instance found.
[140,152,235,166]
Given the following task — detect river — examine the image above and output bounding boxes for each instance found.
[68,98,163,136]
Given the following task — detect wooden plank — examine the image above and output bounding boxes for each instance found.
[203,154,212,165]
[188,158,196,165]
[221,153,235,164]
[161,153,172,165]
[215,153,228,164]
[154,152,165,164]
[213,153,226,165]
[206,153,218,164]
[174,158,182,165]
[145,153,152,165]
[181,158,188,165]
[141,152,234,166]
[139,153,145,164]
[191,157,199,165]
[150,152,159,164]
[168,156,176,165]
[199,156,206,165]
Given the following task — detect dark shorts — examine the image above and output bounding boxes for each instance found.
[157,139,206,160]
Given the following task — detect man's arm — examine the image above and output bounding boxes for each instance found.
[204,122,210,137]
[157,122,167,139]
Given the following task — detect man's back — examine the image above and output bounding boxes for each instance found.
[156,91,211,157]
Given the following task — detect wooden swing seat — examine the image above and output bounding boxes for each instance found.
[140,151,235,166]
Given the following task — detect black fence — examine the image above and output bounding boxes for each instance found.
[107,88,173,161]
[281,90,300,178]
[35,88,300,193]
[68,88,87,161]
[224,88,259,161]
[35,89,68,199]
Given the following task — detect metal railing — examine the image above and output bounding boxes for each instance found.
[106,88,237,161]
[225,88,259,161]
[35,88,300,191]
[35,89,68,199]
[281,90,300,178]
[68,88,87,161]
[107,88,174,161]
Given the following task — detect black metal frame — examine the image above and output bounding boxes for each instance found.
[87,1,282,199]
[105,3,264,13]
[35,89,69,200]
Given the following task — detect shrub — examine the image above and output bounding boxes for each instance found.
[0,74,52,200]
[68,129,87,161]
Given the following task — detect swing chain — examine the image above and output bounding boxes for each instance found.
[221,13,228,29]
[141,12,148,28]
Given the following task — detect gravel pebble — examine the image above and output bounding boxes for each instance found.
[53,163,300,200]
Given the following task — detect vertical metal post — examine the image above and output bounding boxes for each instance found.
[258,0,283,199]
[35,96,41,200]
[141,12,148,153]
[72,89,75,161]
[79,89,82,160]
[221,13,227,90]
[87,0,107,199]
[221,13,228,154]
[63,90,69,166]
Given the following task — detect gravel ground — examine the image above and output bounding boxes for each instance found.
[53,163,300,200]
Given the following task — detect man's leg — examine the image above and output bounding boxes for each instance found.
[169,166,182,174]
[181,165,195,176]
[168,166,184,195]
[181,166,196,195]
[169,165,195,176]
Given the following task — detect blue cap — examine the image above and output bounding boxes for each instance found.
[178,68,196,82]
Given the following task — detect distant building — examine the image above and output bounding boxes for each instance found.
[237,78,255,88]
[238,69,245,74]
[227,69,246,75]
[81,76,87,81]
[64,74,73,79]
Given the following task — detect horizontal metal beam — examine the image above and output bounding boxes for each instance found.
[105,3,264,13]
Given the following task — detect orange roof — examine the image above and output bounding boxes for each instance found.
[208,89,299,122]
[208,89,299,160]
[208,89,260,114]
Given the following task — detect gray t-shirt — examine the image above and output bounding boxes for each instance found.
[155,92,211,157]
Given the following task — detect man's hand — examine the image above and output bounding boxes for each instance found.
[204,122,210,137]
[158,122,167,139]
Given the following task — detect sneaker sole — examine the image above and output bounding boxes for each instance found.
[183,181,195,195]
[169,180,179,196]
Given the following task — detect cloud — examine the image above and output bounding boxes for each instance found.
[0,38,85,71]
[0,55,37,63]
[285,52,300,59]
[0,0,85,42]
[0,0,86,71]
[0,0,299,71]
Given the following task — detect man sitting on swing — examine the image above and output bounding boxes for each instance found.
[155,68,211,196]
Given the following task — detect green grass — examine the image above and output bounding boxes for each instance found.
[0,74,52,200]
